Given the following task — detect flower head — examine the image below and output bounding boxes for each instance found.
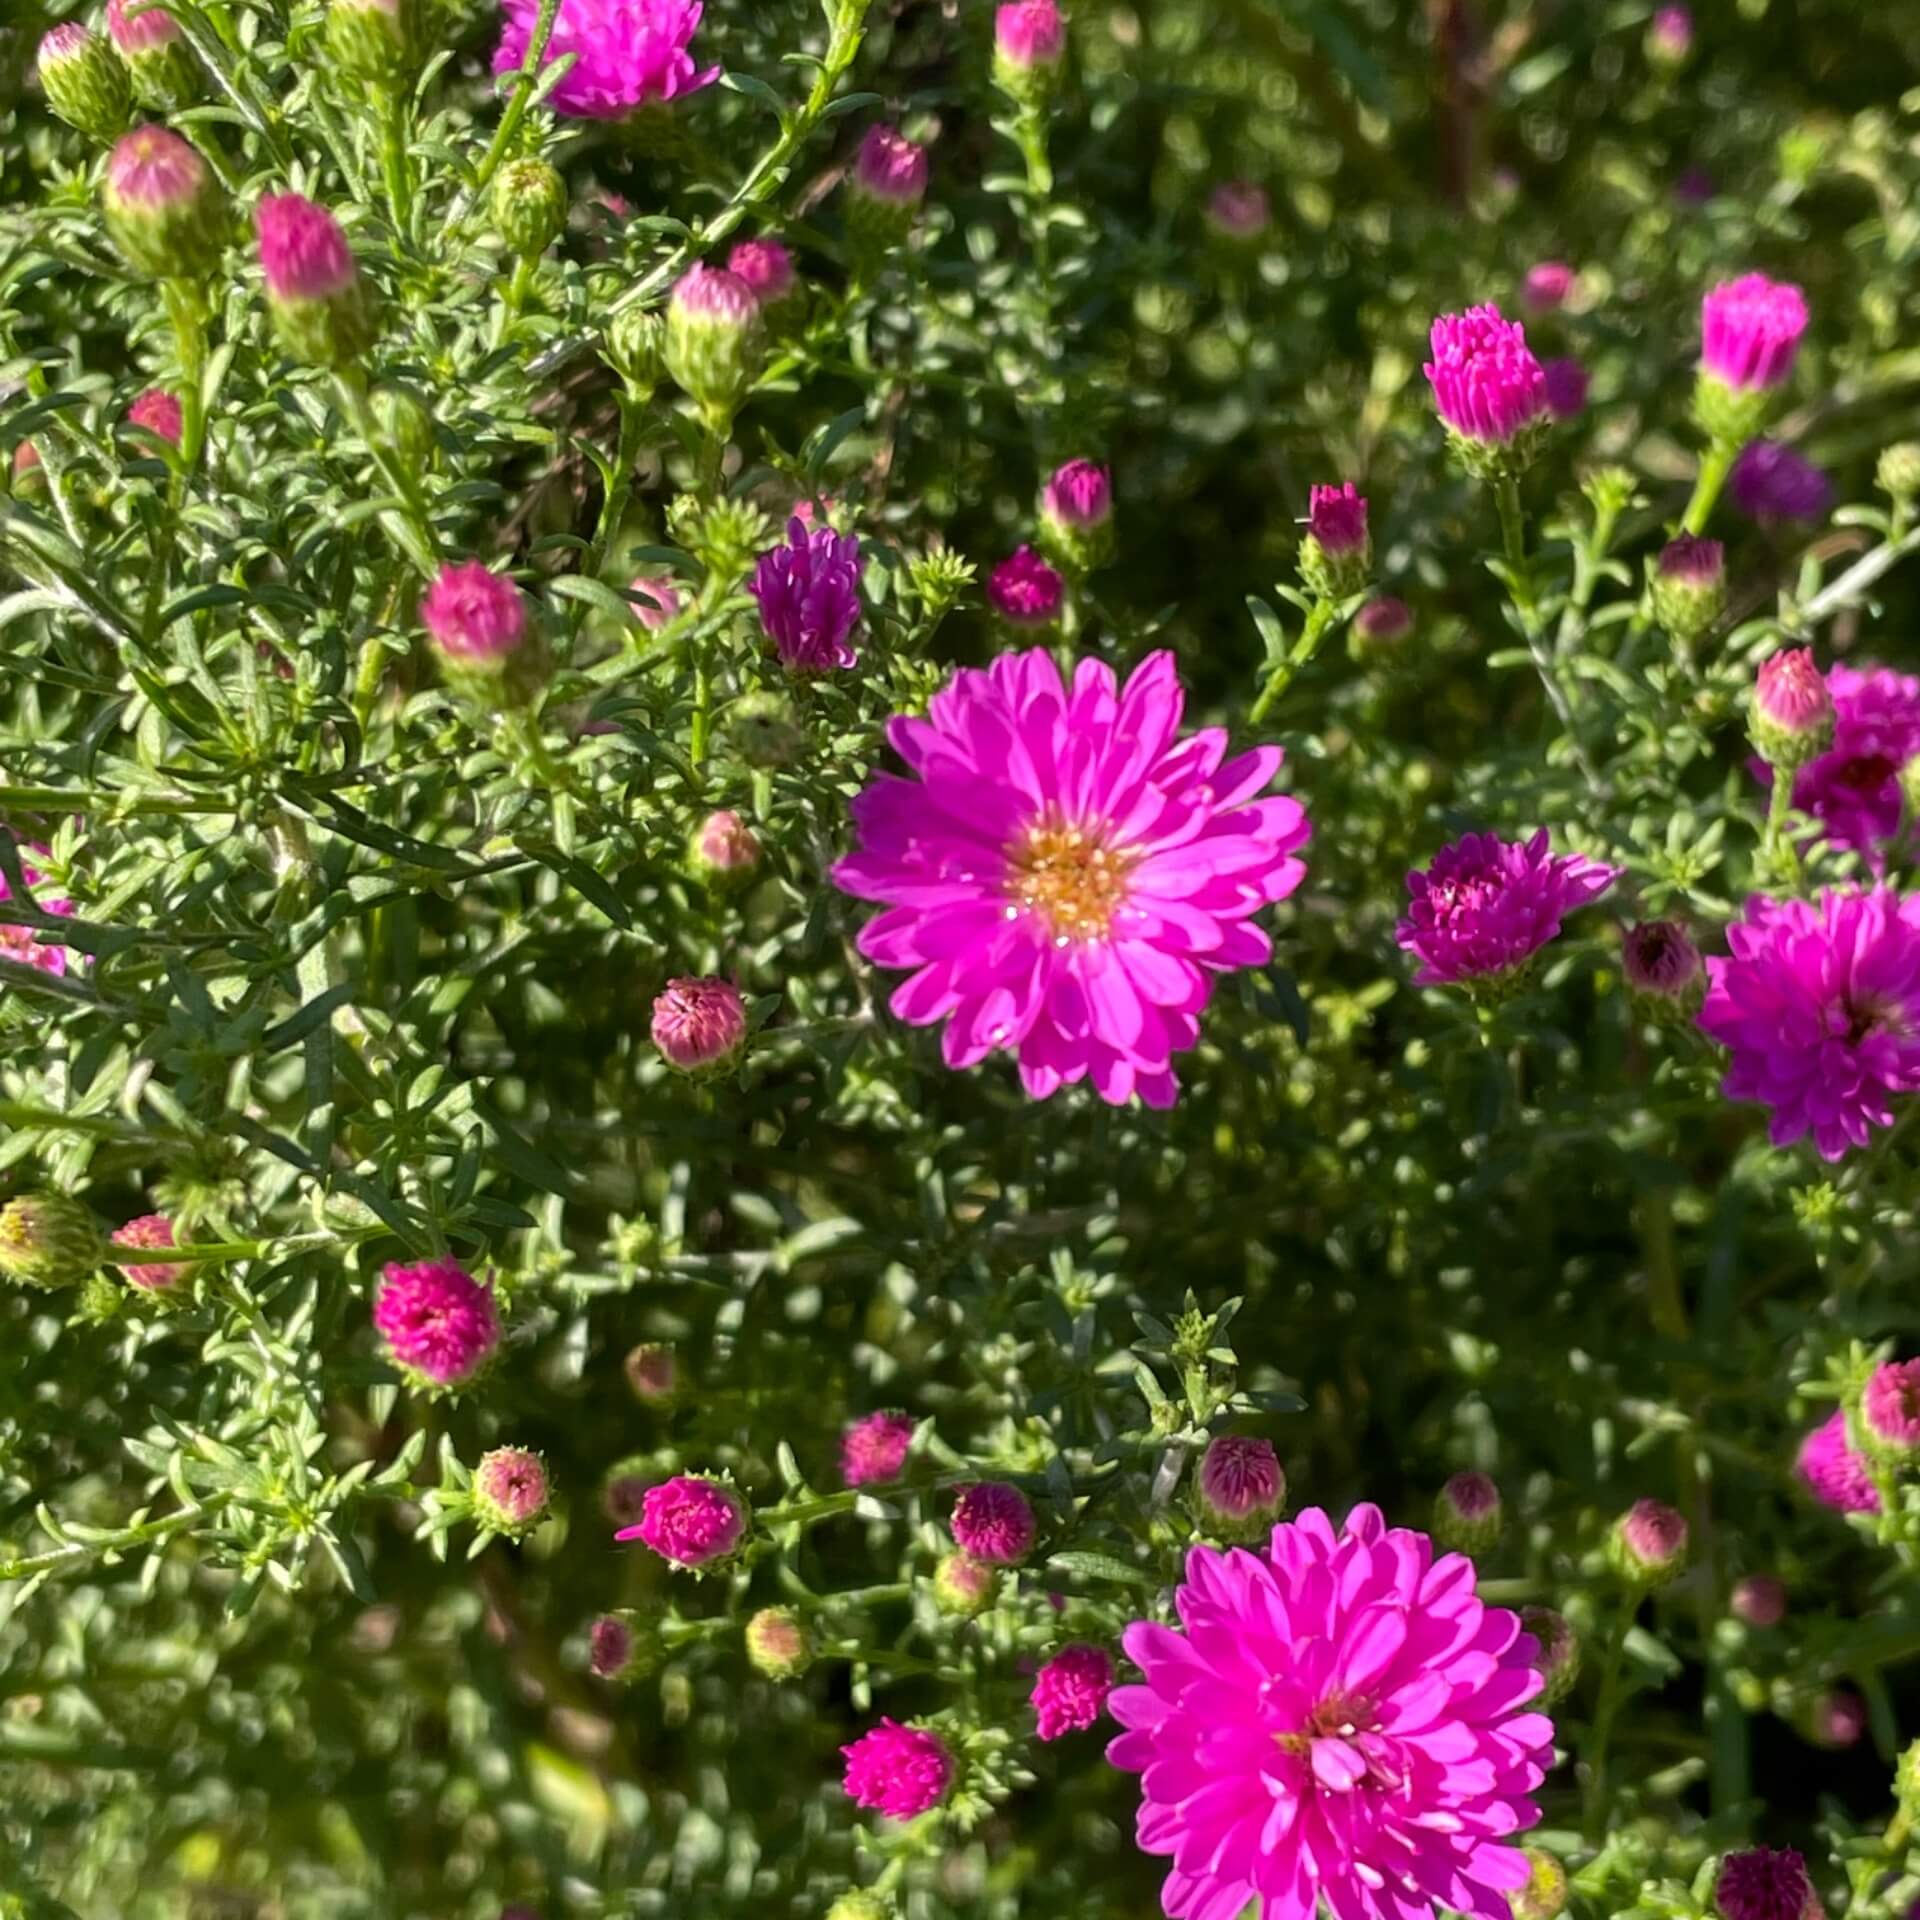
[832,649,1310,1106]
[255,192,355,301]
[1730,1575,1787,1628]
[745,1606,813,1680]
[616,1473,746,1568]
[1751,648,1836,771]
[1811,1689,1866,1750]
[1661,533,1724,586]
[1715,1850,1819,1920]
[1796,1407,1880,1514]
[1043,457,1112,531]
[1108,1504,1554,1920]
[1424,303,1550,448]
[1623,920,1706,1012]
[1784,663,1920,857]
[841,1719,953,1819]
[110,1213,191,1291]
[1397,830,1618,990]
[1522,261,1575,311]
[492,0,717,119]
[995,0,1066,70]
[1518,1606,1580,1706]
[127,387,183,445]
[749,518,862,670]
[853,126,929,207]
[650,976,748,1072]
[372,1258,500,1387]
[472,1446,550,1537]
[0,1193,104,1289]
[1204,180,1269,240]
[1196,1434,1286,1537]
[420,561,526,665]
[1731,440,1831,523]
[1862,1359,1920,1459]
[1308,481,1368,557]
[691,808,760,877]
[1433,1470,1502,1552]
[1698,888,1920,1160]
[841,1410,915,1488]
[1353,595,1413,648]
[107,0,182,51]
[624,1340,676,1400]
[951,1481,1036,1565]
[1612,1498,1688,1584]
[988,546,1065,626]
[39,22,132,140]
[727,237,795,305]
[1514,1850,1570,1920]
[104,126,224,279]
[1542,356,1588,419]
[1032,1644,1114,1740]
[1701,274,1808,394]
[0,843,76,980]
[1648,3,1693,62]
[589,1614,638,1679]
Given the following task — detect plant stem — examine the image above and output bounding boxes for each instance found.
[1583,1602,1638,1843]
[378,85,415,247]
[1681,439,1738,535]
[1250,597,1337,725]
[1496,475,1603,787]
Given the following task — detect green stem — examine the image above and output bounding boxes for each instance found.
[160,278,209,486]
[1761,766,1803,889]
[1583,1602,1639,1843]
[378,85,415,247]
[465,0,563,209]
[588,394,646,583]
[1681,439,1738,536]
[334,372,438,573]
[0,1499,226,1582]
[1639,1188,1688,1341]
[1496,475,1601,786]
[1250,598,1337,726]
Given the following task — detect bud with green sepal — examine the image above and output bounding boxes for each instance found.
[1298,483,1371,602]
[932,1550,996,1617]
[605,306,664,401]
[102,126,227,281]
[844,125,928,265]
[1651,534,1725,652]
[1038,458,1114,577]
[1511,1849,1568,1920]
[492,156,568,259]
[1750,648,1834,774]
[662,263,762,428]
[325,0,419,89]
[1879,442,1920,517]
[1518,1606,1580,1706]
[1432,1471,1501,1554]
[469,1446,550,1540]
[0,1192,108,1289]
[106,0,198,113]
[1622,920,1707,1023]
[1609,1497,1688,1587]
[992,0,1066,110]
[745,1607,813,1680]
[37,24,131,143]
[254,193,378,369]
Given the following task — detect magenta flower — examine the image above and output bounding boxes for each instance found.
[1811,1689,1866,1750]
[749,517,862,671]
[110,1213,190,1292]
[1397,830,1619,989]
[473,1446,550,1534]
[1783,663,1920,856]
[1699,888,1920,1159]
[1424,304,1550,446]
[1729,1575,1787,1629]
[616,1473,746,1567]
[1032,1644,1114,1740]
[1701,274,1808,393]
[1795,1407,1880,1514]
[841,1718,953,1819]
[1307,481,1367,556]
[1613,1497,1687,1581]
[1730,440,1831,523]
[841,1410,915,1487]
[727,236,795,305]
[988,546,1065,626]
[0,844,76,980]
[1196,1434,1285,1530]
[1752,648,1835,770]
[628,572,684,631]
[255,193,355,301]
[1043,457,1112,531]
[1204,180,1270,240]
[996,0,1065,69]
[650,976,748,1071]
[951,1481,1036,1565]
[1862,1359,1920,1457]
[107,0,181,51]
[421,561,526,664]
[854,125,929,206]
[1715,1849,1817,1920]
[589,1615,636,1678]
[692,809,760,875]
[106,124,205,214]
[127,386,182,445]
[1108,1504,1554,1920]
[832,649,1311,1106]
[1522,261,1574,311]
[492,0,718,120]
[1542,356,1588,419]
[372,1258,500,1387]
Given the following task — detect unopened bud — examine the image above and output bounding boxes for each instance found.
[1750,649,1834,773]
[325,0,419,88]
[1432,1471,1501,1554]
[1609,1498,1688,1586]
[663,264,762,422]
[38,24,131,142]
[745,1607,813,1680]
[103,125,226,280]
[0,1192,106,1289]
[492,156,568,258]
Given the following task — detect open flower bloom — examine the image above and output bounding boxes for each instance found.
[832,650,1310,1107]
[492,0,717,119]
[1777,663,1920,859]
[0,844,76,980]
[1108,1504,1553,1920]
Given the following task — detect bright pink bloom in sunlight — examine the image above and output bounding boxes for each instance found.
[493,0,717,119]
[255,193,356,300]
[0,844,75,981]
[727,236,795,304]
[616,1474,745,1566]
[988,546,1065,625]
[1108,1504,1553,1920]
[841,1719,953,1819]
[373,1258,500,1387]
[1425,305,1549,445]
[127,387,182,444]
[1796,1408,1880,1515]
[1784,663,1920,856]
[952,1482,1036,1565]
[420,561,526,662]
[1032,1644,1114,1740]
[1701,274,1808,393]
[832,650,1311,1107]
[841,1410,915,1487]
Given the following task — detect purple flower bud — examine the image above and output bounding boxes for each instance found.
[691,809,760,878]
[1862,1359,1920,1459]
[1808,1688,1866,1751]
[853,125,928,207]
[1542,356,1588,420]
[588,1614,635,1679]
[1353,595,1414,648]
[1730,440,1830,524]
[1425,304,1550,457]
[951,1481,1036,1566]
[1204,180,1270,240]
[1043,458,1111,531]
[1621,920,1705,1011]
[663,263,763,415]
[995,0,1065,70]
[103,126,225,280]
[1729,1575,1787,1628]
[1611,1497,1688,1585]
[841,1410,915,1487]
[745,1606,812,1680]
[1308,481,1368,557]
[1518,1606,1580,1706]
[1195,1434,1285,1539]
[255,193,376,365]
[110,1212,191,1292]
[988,546,1064,626]
[651,976,748,1072]
[1648,5,1693,66]
[1798,1408,1883,1514]
[421,560,527,667]
[1433,1471,1502,1553]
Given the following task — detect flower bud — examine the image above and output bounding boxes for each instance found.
[624,1340,677,1403]
[745,1606,813,1680]
[1609,1497,1688,1586]
[1878,442,1920,507]
[38,24,132,142]
[472,1446,550,1539]
[1621,920,1706,1019]
[1194,1434,1285,1541]
[1652,534,1726,648]
[663,264,763,421]
[103,126,227,280]
[1038,458,1114,575]
[0,1192,106,1289]
[1349,595,1413,661]
[1860,1359,1920,1461]
[109,1212,192,1292]
[1646,4,1693,69]
[932,1550,997,1616]
[106,0,198,112]
[126,386,184,447]
[651,976,748,1073]
[690,809,760,884]
[951,1482,1036,1566]
[1521,261,1575,312]
[845,126,928,260]
[492,156,568,258]
[1432,1470,1502,1554]
[726,691,806,768]
[420,559,540,706]
[1806,1687,1865,1750]
[1695,273,1808,444]
[1542,357,1588,421]
[605,306,664,399]
[1750,649,1834,772]
[326,0,419,88]
[1299,482,1370,600]
[1511,1849,1568,1920]
[255,193,378,368]
[1518,1606,1580,1707]
[9,442,45,499]
[1713,1849,1819,1920]
[588,1610,657,1682]
[727,237,802,331]
[993,0,1066,108]
[615,1472,748,1571]
[1730,1575,1786,1629]
[1204,180,1270,242]
[371,385,434,473]
[988,546,1065,629]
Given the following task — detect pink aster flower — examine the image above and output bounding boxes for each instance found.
[1731,440,1831,523]
[628,572,684,631]
[106,124,207,214]
[692,809,760,875]
[1795,1407,1880,1514]
[616,1473,746,1567]
[727,236,795,305]
[1424,304,1550,446]
[1701,274,1808,394]
[841,1718,953,1818]
[988,546,1065,626]
[854,126,929,207]
[1542,356,1589,419]
[107,0,181,52]
[0,843,76,980]
[996,0,1065,70]
[1032,1644,1114,1740]
[254,193,355,301]
[127,387,183,445]
[420,561,526,664]
[1622,920,1705,1006]
[1715,1850,1819,1920]
[110,1213,190,1291]
[650,975,747,1071]
[1783,663,1920,857]
[1308,481,1367,556]
[1698,888,1920,1159]
[831,649,1311,1106]
[749,517,862,671]
[472,1446,550,1533]
[372,1258,500,1387]
[951,1481,1036,1565]
[841,1410,915,1487]
[1044,457,1112,531]
[492,0,718,121]
[1397,830,1619,988]
[1205,180,1270,240]
[1861,1359,1920,1457]
[1108,1503,1553,1920]
[1522,261,1575,311]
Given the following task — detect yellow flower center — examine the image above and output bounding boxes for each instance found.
[1006,817,1133,941]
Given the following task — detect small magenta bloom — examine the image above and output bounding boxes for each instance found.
[853,126,929,207]
[1731,440,1831,523]
[0,844,76,980]
[692,809,760,876]
[1205,180,1269,240]
[1715,1851,1817,1920]
[988,546,1065,626]
[1699,888,1920,1159]
[1730,1575,1788,1629]
[951,1481,1035,1566]
[1109,1504,1553,1920]
[1434,1470,1502,1552]
[1796,1408,1880,1514]
[1785,663,1920,855]
[473,1446,550,1536]
[1032,1644,1114,1740]
[110,1213,190,1292]
[1353,595,1413,646]
[255,192,355,301]
[841,1410,915,1487]
[1397,830,1619,989]
[1751,648,1836,770]
[617,1473,746,1567]
[1648,4,1693,62]
[1862,1360,1920,1459]
[1612,1498,1687,1583]
[1811,1689,1866,1750]
[1425,304,1550,446]
[421,561,526,665]
[749,518,863,671]
[126,387,182,445]
[841,1719,953,1819]
[650,976,747,1072]
[1522,261,1575,310]
[373,1258,500,1387]
[995,0,1065,69]
[1623,920,1706,1014]
[589,1614,636,1679]
[492,0,717,120]
[628,573,684,631]
[832,649,1310,1106]
[1543,356,1589,419]
[727,237,795,305]
[1043,458,1112,531]
[1701,274,1808,393]
[1196,1434,1285,1536]
[1307,481,1367,556]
